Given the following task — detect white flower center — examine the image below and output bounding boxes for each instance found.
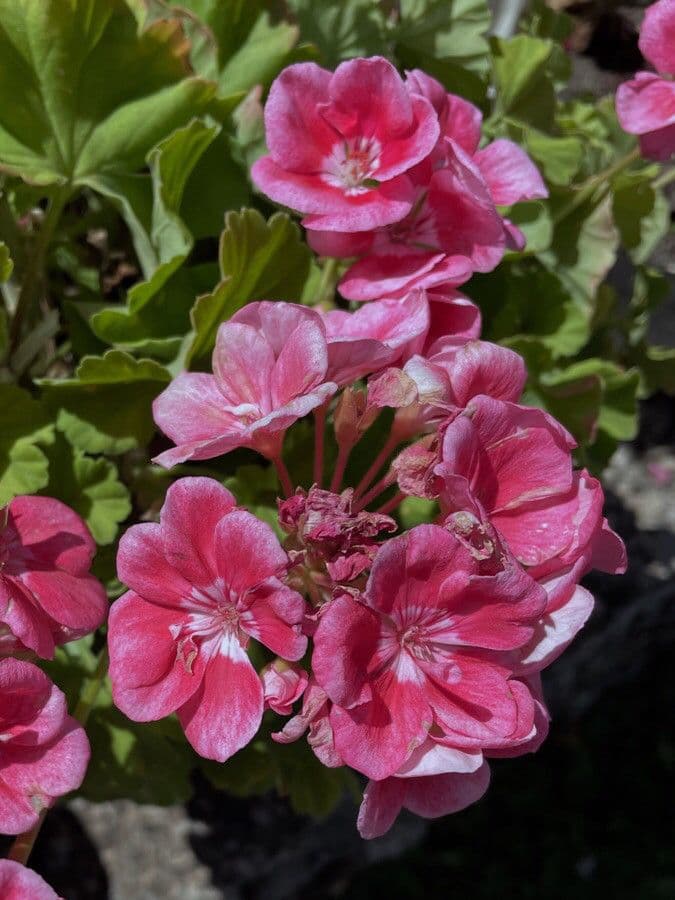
[322,137,382,195]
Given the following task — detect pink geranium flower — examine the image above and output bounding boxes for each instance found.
[0,658,89,835]
[108,477,307,762]
[252,58,440,232]
[616,0,675,159]
[153,302,337,468]
[307,70,547,301]
[0,860,61,899]
[0,496,107,659]
[312,524,545,781]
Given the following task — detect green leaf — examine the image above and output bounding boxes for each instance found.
[0,385,54,503]
[167,0,299,94]
[288,0,387,66]
[0,0,214,186]
[44,638,193,805]
[38,350,170,455]
[505,201,553,254]
[541,193,619,303]
[491,36,554,127]
[0,239,13,281]
[525,132,583,186]
[395,0,491,73]
[398,497,438,528]
[187,209,312,368]
[40,434,131,545]
[612,175,671,266]
[86,116,220,278]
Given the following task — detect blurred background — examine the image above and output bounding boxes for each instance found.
[3,3,674,898]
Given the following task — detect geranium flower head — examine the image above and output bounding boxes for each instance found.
[153,302,337,468]
[0,496,107,659]
[0,658,89,835]
[252,58,440,231]
[616,0,675,159]
[108,477,307,762]
[312,524,545,780]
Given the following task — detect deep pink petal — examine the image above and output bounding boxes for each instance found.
[444,94,483,154]
[160,477,236,587]
[7,496,95,574]
[178,636,263,762]
[213,511,288,594]
[639,122,675,160]
[433,340,526,406]
[262,62,336,171]
[117,522,193,608]
[239,586,307,660]
[312,593,380,709]
[0,658,66,746]
[253,157,415,231]
[20,570,107,635]
[402,762,491,818]
[0,579,55,658]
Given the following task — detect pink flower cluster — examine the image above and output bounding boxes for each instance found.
[616,0,675,159]
[252,58,547,302]
[0,494,106,889]
[116,57,627,838]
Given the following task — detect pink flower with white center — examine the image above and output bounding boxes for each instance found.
[307,71,546,302]
[312,524,546,781]
[261,660,308,716]
[108,477,307,763]
[616,0,675,159]
[152,302,337,470]
[0,659,89,835]
[0,496,107,660]
[321,289,430,384]
[252,58,439,232]
[357,763,491,839]
[0,860,61,899]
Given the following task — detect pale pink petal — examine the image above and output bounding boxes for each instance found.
[639,0,675,74]
[0,860,60,899]
[239,586,307,660]
[108,592,203,722]
[518,584,595,673]
[396,738,483,777]
[271,320,329,406]
[474,139,547,206]
[152,373,240,445]
[213,322,275,408]
[616,72,675,135]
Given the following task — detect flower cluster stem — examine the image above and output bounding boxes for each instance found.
[330,442,352,493]
[313,406,327,487]
[273,456,294,498]
[352,433,400,501]
[375,491,406,517]
[9,187,69,357]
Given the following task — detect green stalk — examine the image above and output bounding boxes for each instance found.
[552,146,641,226]
[9,186,69,356]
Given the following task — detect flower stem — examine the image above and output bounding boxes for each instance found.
[330,442,352,493]
[352,433,400,501]
[273,456,294,498]
[354,472,396,512]
[375,491,405,517]
[7,645,109,866]
[9,186,69,357]
[317,257,339,307]
[313,405,327,488]
[654,166,675,191]
[552,146,641,226]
